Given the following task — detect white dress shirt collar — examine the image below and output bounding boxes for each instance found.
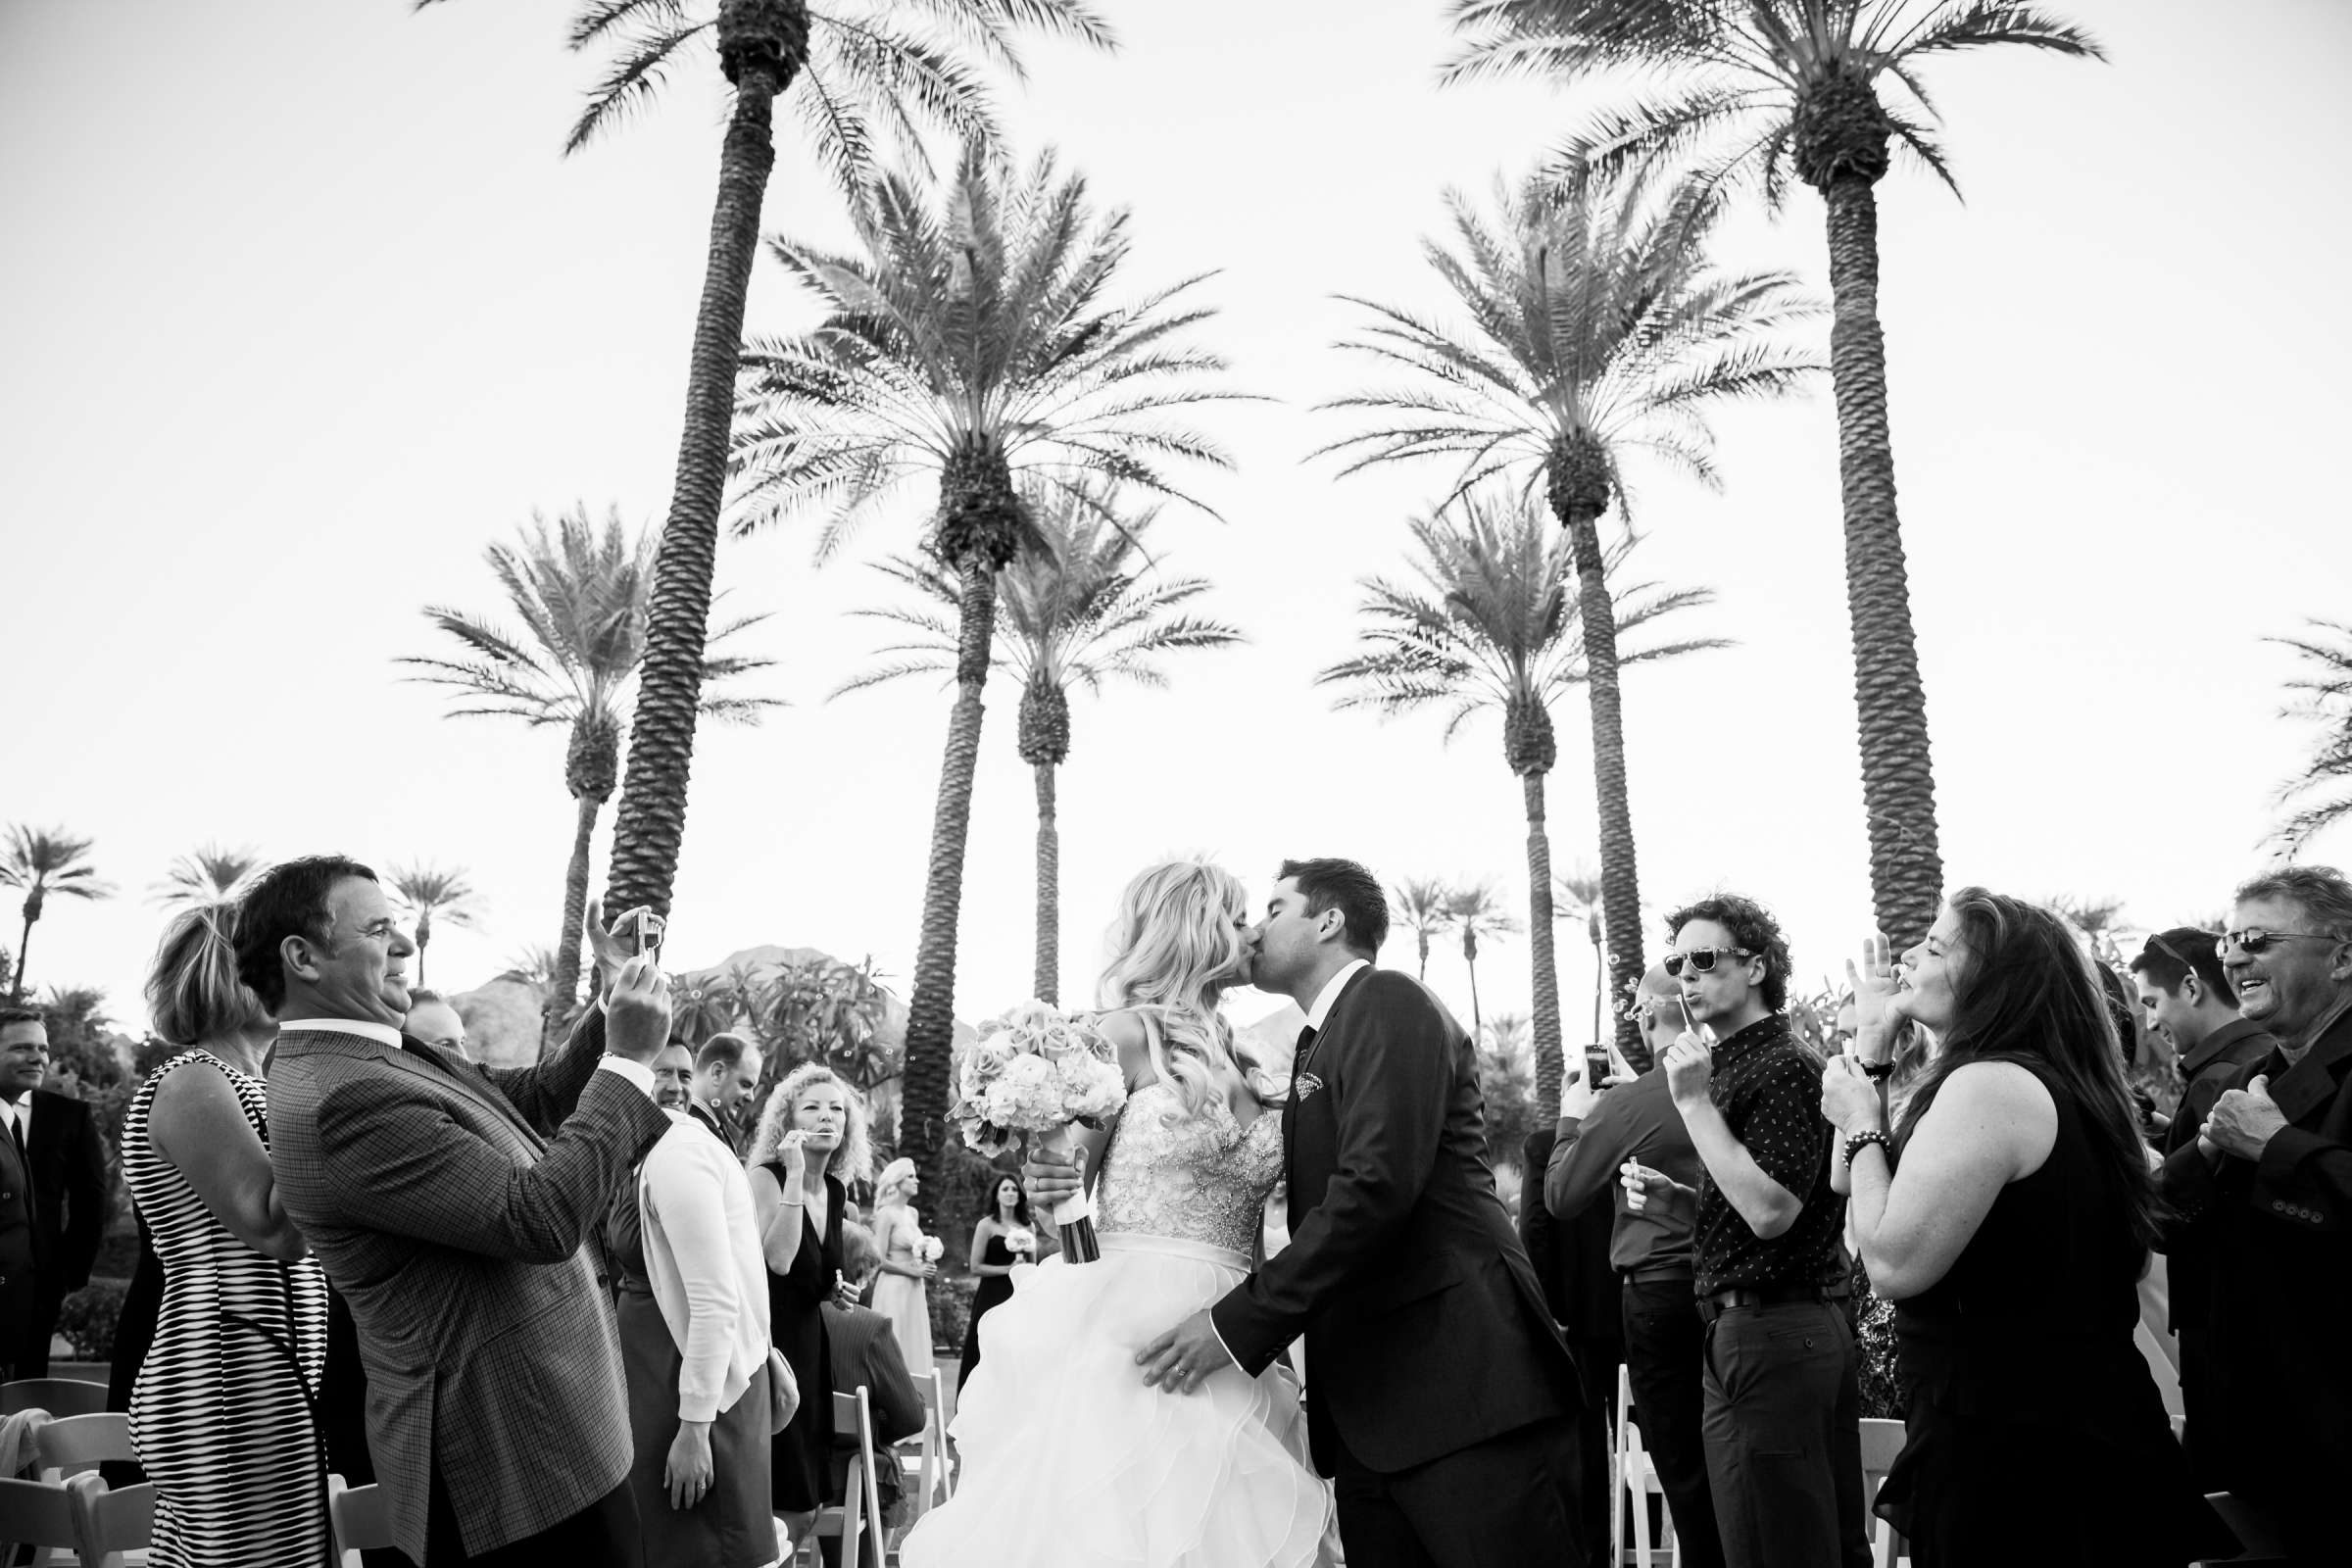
[1302,958,1371,1032]
[277,1017,403,1049]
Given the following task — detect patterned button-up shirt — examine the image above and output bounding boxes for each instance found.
[1692,1013,1847,1296]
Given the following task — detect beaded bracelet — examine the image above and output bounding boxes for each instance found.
[1842,1129,1895,1169]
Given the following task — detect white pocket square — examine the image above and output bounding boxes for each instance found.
[1293,1072,1325,1102]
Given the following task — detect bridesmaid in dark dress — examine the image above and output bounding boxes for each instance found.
[958,1174,1037,1391]
[747,1063,864,1537]
[1826,889,2234,1567]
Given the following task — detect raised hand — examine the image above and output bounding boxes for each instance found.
[587,900,662,995]
[1820,1053,1885,1136]
[777,1128,808,1190]
[1844,934,1909,1061]
[1661,1030,1714,1108]
[605,956,672,1064]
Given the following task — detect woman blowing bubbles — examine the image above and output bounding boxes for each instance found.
[1822,890,2232,1567]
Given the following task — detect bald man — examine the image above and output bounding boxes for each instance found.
[1544,967,1722,1568]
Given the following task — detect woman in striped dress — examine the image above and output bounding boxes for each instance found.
[123,903,329,1568]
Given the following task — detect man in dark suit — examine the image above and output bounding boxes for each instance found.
[0,1004,110,1377]
[2129,926,2275,1487]
[1132,858,1586,1568]
[250,856,674,1568]
[2162,865,2352,1563]
[1519,1120,1617,1564]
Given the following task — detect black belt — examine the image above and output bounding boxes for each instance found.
[1623,1266,1695,1286]
[1696,1281,1849,1321]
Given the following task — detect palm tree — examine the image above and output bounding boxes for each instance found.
[386,863,481,989]
[1445,1,2102,946]
[503,945,559,989]
[1554,863,1608,1052]
[2049,893,2127,966]
[1318,164,1815,1067]
[401,505,780,1030]
[729,145,1245,1201]
[1392,877,1458,984]
[2271,618,2352,853]
[502,0,1114,925]
[151,844,263,911]
[836,486,1244,1002]
[1446,882,1520,1047]
[0,827,113,1001]
[1321,493,1725,1115]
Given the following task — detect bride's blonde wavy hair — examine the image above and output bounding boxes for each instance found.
[1098,859,1254,1121]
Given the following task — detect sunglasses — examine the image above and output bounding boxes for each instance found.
[1665,947,1754,978]
[2216,928,2340,959]
[2144,931,2200,971]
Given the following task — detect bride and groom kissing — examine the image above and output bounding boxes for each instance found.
[898,858,1588,1568]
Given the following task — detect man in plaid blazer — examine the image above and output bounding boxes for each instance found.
[248,857,674,1567]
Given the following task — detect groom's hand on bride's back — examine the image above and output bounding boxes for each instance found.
[1022,1144,1083,1208]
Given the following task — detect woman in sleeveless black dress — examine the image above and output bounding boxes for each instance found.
[958,1173,1036,1390]
[746,1063,867,1525]
[1827,889,2235,1567]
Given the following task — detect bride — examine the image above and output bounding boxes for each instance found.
[897,859,1334,1567]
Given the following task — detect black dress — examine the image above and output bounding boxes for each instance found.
[956,1233,1017,1391]
[1874,1062,2235,1566]
[764,1166,844,1514]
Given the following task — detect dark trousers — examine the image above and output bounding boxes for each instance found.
[1331,1415,1585,1568]
[1623,1279,1725,1568]
[413,1467,641,1568]
[1699,1298,1869,1568]
[1564,1334,1620,1565]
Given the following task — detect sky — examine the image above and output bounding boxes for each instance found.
[5,0,2350,1061]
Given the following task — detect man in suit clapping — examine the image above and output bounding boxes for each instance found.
[249,856,674,1568]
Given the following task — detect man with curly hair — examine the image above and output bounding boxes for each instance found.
[1623,894,1866,1568]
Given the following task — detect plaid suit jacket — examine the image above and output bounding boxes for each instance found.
[269,1008,672,1561]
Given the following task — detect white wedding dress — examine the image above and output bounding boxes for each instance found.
[898,1082,1334,1567]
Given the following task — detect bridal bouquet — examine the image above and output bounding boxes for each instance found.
[952,1001,1126,1262]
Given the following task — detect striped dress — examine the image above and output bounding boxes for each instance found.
[123,1049,330,1568]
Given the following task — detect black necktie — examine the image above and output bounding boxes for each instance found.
[8,1106,24,1162]
[1295,1025,1318,1070]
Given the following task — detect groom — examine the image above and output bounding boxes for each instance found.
[1146,858,1586,1566]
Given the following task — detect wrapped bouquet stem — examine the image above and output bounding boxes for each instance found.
[951,1002,1126,1265]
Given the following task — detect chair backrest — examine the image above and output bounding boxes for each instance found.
[805,1389,879,1568]
[0,1473,79,1565]
[329,1474,393,1567]
[908,1367,948,1512]
[64,1473,152,1568]
[30,1413,132,1479]
[1858,1418,1906,1568]
[0,1380,109,1419]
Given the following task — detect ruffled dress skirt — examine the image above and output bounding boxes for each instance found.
[897,1232,1334,1568]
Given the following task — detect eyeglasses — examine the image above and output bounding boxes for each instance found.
[1665,947,1754,978]
[2216,928,2342,959]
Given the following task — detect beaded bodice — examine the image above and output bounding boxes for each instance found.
[1096,1081,1285,1257]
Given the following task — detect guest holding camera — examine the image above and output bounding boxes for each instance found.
[1828,892,2232,1566]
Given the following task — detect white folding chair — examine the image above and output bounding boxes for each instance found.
[329,1474,394,1568]
[0,1473,81,1568]
[1857,1417,1907,1568]
[0,1379,109,1418]
[31,1411,134,1483]
[1610,1362,1678,1567]
[896,1367,951,1523]
[800,1387,882,1568]
[64,1471,153,1567]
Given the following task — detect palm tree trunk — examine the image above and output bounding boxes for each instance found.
[604,17,800,917]
[1559,499,1651,1073]
[1823,175,1942,950]
[1590,925,1604,1053]
[1522,771,1565,1119]
[9,913,30,1001]
[1463,933,1484,1045]
[414,906,433,988]
[1032,762,1058,1005]
[1417,932,1430,984]
[902,554,1000,1210]
[545,792,602,1055]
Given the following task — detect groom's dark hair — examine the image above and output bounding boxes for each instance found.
[1279,858,1387,958]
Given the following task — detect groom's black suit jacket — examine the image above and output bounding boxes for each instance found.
[1211,965,1582,1476]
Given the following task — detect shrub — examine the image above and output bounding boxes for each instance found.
[57,1277,128,1362]
[930,1274,976,1353]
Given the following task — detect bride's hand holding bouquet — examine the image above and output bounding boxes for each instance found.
[952,1001,1126,1262]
